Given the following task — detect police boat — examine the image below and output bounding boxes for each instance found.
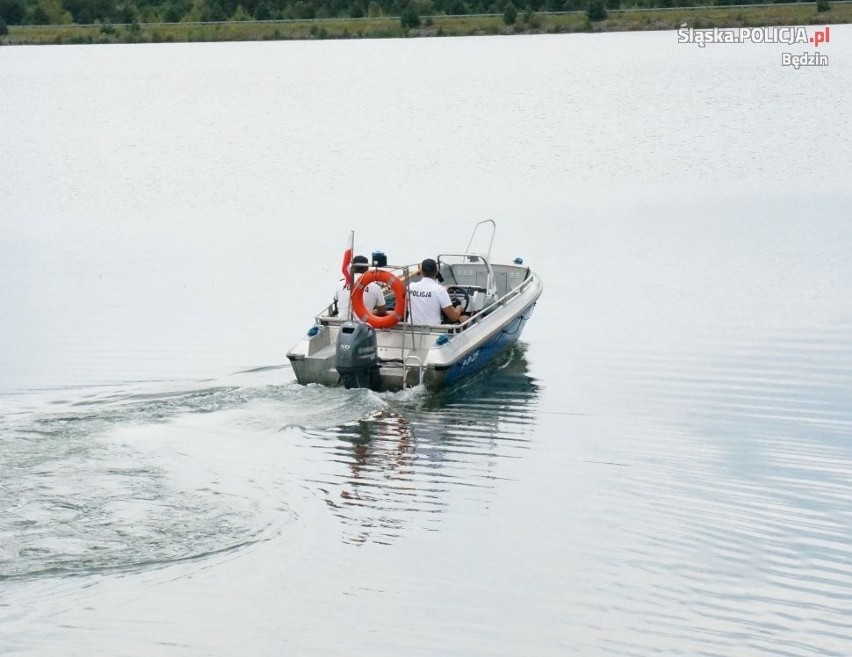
[286,221,543,391]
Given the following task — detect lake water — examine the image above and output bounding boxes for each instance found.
[2,29,852,656]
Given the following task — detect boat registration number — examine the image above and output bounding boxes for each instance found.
[461,349,480,368]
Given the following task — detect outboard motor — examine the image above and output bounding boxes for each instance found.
[335,321,379,390]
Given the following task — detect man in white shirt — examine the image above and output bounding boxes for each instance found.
[334,255,387,320]
[408,258,466,325]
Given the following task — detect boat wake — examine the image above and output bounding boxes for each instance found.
[0,348,540,576]
[0,370,301,581]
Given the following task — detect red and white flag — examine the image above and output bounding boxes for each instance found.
[341,230,354,286]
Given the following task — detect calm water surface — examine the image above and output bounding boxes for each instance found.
[1,30,852,656]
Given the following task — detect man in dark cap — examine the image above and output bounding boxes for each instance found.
[408,258,466,325]
[334,255,387,319]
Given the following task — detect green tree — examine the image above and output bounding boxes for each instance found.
[231,3,250,18]
[164,0,191,21]
[254,0,271,18]
[816,0,830,10]
[0,0,25,25]
[400,4,419,27]
[35,0,72,23]
[115,3,139,22]
[414,0,433,15]
[200,0,227,19]
[293,0,314,17]
[0,15,7,33]
[502,0,516,23]
[182,0,203,20]
[62,0,116,23]
[586,0,606,20]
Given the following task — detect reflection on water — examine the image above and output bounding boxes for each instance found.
[305,346,540,545]
[317,409,421,546]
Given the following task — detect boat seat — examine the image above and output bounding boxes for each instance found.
[445,284,487,314]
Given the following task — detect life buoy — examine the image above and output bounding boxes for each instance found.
[352,269,406,329]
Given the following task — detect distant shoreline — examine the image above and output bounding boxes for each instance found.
[2,4,849,46]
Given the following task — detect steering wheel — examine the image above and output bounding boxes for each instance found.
[446,286,470,314]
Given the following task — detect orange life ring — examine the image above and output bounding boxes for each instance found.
[352,269,406,329]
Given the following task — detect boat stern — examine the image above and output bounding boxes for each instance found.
[286,323,340,387]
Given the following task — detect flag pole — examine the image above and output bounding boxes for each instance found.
[342,230,354,287]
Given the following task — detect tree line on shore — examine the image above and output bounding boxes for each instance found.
[0,0,825,29]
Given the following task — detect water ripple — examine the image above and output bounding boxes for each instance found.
[300,346,540,545]
[0,375,303,581]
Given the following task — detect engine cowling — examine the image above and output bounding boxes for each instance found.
[335,321,379,390]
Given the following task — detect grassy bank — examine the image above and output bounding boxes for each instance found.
[1,3,848,45]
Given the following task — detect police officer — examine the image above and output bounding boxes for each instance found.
[334,255,387,320]
[407,258,466,325]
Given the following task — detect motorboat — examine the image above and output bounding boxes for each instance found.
[286,221,543,391]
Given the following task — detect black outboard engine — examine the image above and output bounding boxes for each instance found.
[335,321,380,390]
